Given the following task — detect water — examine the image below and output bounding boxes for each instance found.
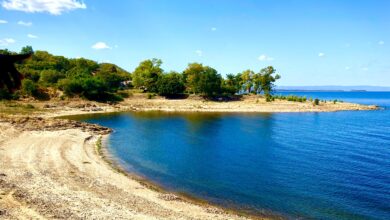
[70,92,390,219]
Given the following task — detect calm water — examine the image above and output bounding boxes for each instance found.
[70,92,390,220]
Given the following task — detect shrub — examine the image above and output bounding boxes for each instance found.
[40,70,65,85]
[22,79,39,97]
[147,93,154,99]
[314,98,320,105]
[0,88,11,100]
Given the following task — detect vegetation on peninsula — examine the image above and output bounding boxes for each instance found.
[1,46,283,102]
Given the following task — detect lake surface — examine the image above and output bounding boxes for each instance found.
[70,92,390,220]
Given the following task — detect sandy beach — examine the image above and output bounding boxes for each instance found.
[0,117,261,219]
[0,96,378,219]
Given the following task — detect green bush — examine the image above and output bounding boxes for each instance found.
[40,70,65,85]
[22,79,39,97]
[0,88,11,100]
[147,93,154,99]
[314,98,320,105]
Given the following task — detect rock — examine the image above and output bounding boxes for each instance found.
[91,107,103,112]
[158,193,181,201]
[0,209,7,216]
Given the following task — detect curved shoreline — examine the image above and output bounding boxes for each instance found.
[97,133,283,220]
[0,96,380,219]
[0,116,271,219]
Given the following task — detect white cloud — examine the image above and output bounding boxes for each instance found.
[258,54,274,61]
[378,40,385,45]
[0,19,7,24]
[318,52,325,57]
[2,0,86,15]
[0,38,16,46]
[195,50,203,57]
[92,42,111,50]
[345,66,351,70]
[27,33,38,38]
[18,20,32,26]
[211,27,217,31]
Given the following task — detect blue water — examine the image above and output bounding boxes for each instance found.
[70,92,390,219]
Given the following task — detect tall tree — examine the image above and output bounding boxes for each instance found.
[183,63,222,96]
[132,58,163,92]
[259,66,281,97]
[241,69,254,93]
[157,71,185,96]
[21,45,34,54]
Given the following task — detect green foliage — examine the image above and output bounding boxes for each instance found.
[0,88,11,100]
[21,46,34,54]
[95,63,130,90]
[132,58,163,92]
[240,70,254,93]
[147,93,156,99]
[58,76,120,101]
[22,79,39,97]
[183,63,222,96]
[8,47,131,102]
[314,98,320,105]
[274,95,307,102]
[157,71,185,96]
[39,70,65,85]
[222,73,242,95]
[259,66,281,97]
[6,46,283,101]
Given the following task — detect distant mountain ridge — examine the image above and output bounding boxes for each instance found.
[276,86,390,92]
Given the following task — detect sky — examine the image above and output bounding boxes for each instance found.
[0,0,389,86]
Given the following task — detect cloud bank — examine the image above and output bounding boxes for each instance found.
[17,20,32,26]
[0,38,16,46]
[2,0,86,15]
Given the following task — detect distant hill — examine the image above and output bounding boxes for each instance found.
[276,86,390,92]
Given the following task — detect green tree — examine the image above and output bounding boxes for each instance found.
[183,63,222,96]
[222,73,242,95]
[96,63,130,90]
[21,46,34,54]
[132,59,163,92]
[240,70,254,93]
[157,71,185,96]
[259,66,280,97]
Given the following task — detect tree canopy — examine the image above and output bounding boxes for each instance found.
[1,46,282,102]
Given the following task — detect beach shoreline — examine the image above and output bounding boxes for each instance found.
[0,96,379,219]
[0,116,271,219]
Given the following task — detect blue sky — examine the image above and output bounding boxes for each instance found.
[0,0,389,86]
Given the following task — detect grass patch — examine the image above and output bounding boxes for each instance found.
[0,101,41,115]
